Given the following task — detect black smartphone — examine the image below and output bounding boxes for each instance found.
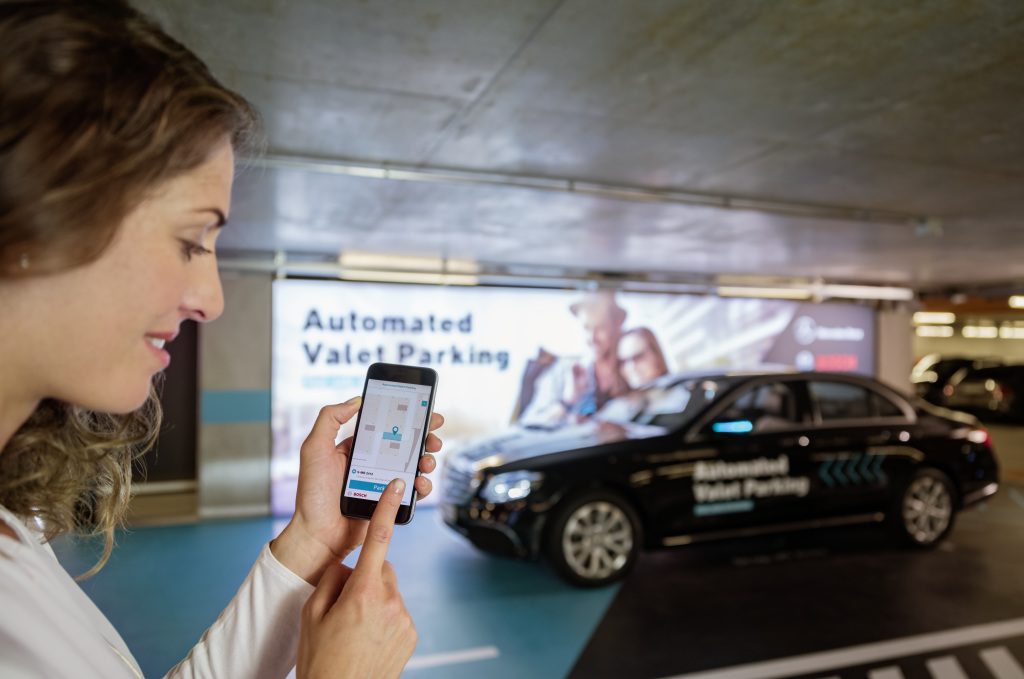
[340,362,438,524]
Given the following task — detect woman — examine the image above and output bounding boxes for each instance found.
[0,2,442,677]
[618,327,669,390]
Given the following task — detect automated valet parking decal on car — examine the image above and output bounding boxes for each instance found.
[692,452,894,516]
[692,456,810,516]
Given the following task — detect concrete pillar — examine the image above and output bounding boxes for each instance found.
[198,271,273,518]
[876,305,914,395]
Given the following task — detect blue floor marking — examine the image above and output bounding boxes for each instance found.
[52,507,620,679]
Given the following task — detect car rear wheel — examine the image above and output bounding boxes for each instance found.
[544,489,641,587]
[895,468,957,547]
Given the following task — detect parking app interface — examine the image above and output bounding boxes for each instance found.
[345,379,432,506]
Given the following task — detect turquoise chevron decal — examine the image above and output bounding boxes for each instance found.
[818,454,887,488]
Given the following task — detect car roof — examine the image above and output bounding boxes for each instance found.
[658,369,913,401]
[660,368,880,383]
[965,364,1024,378]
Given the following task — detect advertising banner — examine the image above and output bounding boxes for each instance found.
[271,280,874,515]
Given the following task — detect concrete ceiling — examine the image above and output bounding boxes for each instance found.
[139,0,1024,290]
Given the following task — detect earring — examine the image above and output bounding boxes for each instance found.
[18,253,30,270]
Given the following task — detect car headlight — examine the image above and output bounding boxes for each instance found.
[480,471,543,503]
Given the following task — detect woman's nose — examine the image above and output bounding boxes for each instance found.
[182,258,225,322]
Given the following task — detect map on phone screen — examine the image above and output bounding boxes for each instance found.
[345,379,432,505]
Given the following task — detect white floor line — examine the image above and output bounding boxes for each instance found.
[659,617,1024,679]
[405,645,500,670]
[868,667,905,679]
[926,655,969,679]
[981,647,1024,679]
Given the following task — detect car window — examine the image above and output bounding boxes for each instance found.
[597,380,702,430]
[707,382,801,434]
[809,381,900,421]
[872,393,904,417]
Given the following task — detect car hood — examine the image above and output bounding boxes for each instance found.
[454,420,669,468]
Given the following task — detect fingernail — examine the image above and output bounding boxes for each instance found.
[393,479,406,494]
[344,396,362,406]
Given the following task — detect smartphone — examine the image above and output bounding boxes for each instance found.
[340,362,438,524]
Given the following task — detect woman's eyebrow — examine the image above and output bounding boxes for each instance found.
[194,207,227,228]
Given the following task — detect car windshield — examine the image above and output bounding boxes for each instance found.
[596,378,718,429]
[912,355,967,384]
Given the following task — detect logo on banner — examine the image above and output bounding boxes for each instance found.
[794,316,866,345]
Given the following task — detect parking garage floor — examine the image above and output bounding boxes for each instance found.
[53,426,1024,679]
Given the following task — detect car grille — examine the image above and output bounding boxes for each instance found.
[442,463,480,505]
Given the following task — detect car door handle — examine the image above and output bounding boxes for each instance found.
[868,430,893,445]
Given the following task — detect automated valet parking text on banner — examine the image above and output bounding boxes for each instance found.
[270,279,874,515]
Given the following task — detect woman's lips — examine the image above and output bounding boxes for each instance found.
[144,335,172,368]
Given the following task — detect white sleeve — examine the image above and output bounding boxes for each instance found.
[163,543,314,679]
[0,640,50,679]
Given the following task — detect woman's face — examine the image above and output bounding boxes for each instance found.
[10,139,234,413]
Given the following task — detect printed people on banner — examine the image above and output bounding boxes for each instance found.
[618,327,669,390]
[517,291,669,427]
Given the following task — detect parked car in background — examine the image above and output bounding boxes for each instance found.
[441,371,999,586]
[911,354,1002,405]
[943,365,1024,423]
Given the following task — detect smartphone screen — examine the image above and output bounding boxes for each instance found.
[341,363,437,523]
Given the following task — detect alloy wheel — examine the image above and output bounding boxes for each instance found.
[562,500,634,580]
[902,474,953,544]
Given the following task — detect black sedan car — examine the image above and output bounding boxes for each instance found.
[911,354,1003,408]
[441,371,999,586]
[940,364,1024,424]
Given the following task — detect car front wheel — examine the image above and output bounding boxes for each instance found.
[895,468,957,547]
[544,489,641,587]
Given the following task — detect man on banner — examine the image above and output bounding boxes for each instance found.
[516,291,630,427]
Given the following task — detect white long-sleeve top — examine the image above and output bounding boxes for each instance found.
[0,504,314,678]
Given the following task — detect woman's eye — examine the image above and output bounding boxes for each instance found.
[180,239,213,261]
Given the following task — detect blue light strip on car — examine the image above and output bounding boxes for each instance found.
[694,500,755,516]
[712,420,754,434]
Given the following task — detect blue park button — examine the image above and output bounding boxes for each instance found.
[349,480,388,494]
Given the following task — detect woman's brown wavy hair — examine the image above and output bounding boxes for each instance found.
[0,0,259,576]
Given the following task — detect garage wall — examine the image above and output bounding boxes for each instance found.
[198,271,273,518]
[876,307,914,394]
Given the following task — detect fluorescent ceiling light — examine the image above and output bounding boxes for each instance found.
[1010,296,1024,309]
[338,251,480,274]
[999,326,1024,339]
[916,326,954,338]
[339,251,444,271]
[913,312,956,325]
[444,258,481,274]
[819,284,915,301]
[962,325,998,339]
[339,269,478,286]
[717,286,813,300]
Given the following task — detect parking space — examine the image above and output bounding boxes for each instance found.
[569,481,1024,679]
[53,510,619,679]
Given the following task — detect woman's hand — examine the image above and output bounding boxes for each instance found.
[272,396,444,584]
[297,479,417,679]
